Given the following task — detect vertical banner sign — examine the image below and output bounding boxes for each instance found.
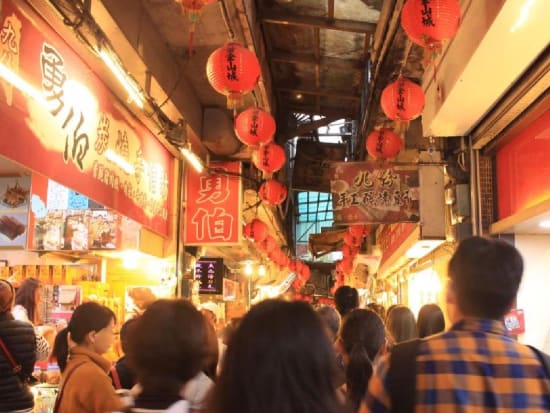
[184,162,242,245]
[330,162,420,225]
[0,0,172,236]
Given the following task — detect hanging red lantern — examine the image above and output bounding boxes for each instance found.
[257,235,277,252]
[243,219,268,243]
[401,0,461,53]
[348,225,367,239]
[343,232,362,248]
[342,244,359,258]
[235,107,276,147]
[252,142,286,173]
[206,42,261,109]
[381,76,425,122]
[258,179,287,206]
[301,265,311,281]
[366,128,403,159]
[178,0,217,56]
[288,259,300,273]
[340,258,354,274]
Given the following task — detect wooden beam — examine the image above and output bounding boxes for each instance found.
[328,0,335,20]
[281,115,342,140]
[278,86,360,101]
[314,27,321,113]
[270,51,364,71]
[262,12,377,34]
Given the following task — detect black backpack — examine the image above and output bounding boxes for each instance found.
[388,339,550,413]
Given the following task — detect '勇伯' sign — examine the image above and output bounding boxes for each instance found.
[330,162,420,225]
[184,162,242,245]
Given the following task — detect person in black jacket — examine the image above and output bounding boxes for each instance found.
[0,279,37,413]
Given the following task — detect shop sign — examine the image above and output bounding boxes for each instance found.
[0,0,172,236]
[377,222,417,266]
[330,162,420,225]
[184,162,242,245]
[504,308,525,335]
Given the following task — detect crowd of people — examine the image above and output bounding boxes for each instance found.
[0,236,549,413]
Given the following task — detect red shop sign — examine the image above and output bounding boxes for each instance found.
[377,222,417,267]
[184,162,242,245]
[0,0,173,236]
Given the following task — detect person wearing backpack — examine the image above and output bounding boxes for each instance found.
[363,236,550,413]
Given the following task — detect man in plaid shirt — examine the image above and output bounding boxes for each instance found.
[363,236,550,413]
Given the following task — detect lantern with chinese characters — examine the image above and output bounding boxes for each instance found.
[243,218,268,243]
[206,43,261,109]
[366,128,403,159]
[381,76,425,122]
[258,179,287,206]
[235,107,276,146]
[252,142,286,173]
[401,0,461,53]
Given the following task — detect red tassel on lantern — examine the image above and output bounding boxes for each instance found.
[206,43,261,109]
[178,0,217,56]
[401,0,461,54]
[252,142,286,173]
[366,128,403,160]
[381,76,425,122]
[235,107,276,147]
[258,179,287,206]
[243,219,268,243]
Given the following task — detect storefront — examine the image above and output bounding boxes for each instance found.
[491,104,550,352]
[0,1,179,401]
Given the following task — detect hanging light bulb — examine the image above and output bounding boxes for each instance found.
[258,264,266,277]
[244,261,253,276]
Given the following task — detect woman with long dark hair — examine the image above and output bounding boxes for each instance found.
[337,309,386,411]
[385,305,418,345]
[12,277,52,360]
[0,279,36,412]
[208,299,349,413]
[417,303,445,338]
[52,301,124,413]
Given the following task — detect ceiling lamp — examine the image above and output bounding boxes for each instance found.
[366,128,404,160]
[252,142,286,174]
[258,179,287,206]
[401,0,462,55]
[381,76,425,123]
[206,42,261,109]
[235,107,276,147]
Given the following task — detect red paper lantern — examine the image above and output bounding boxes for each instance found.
[343,232,362,248]
[235,107,276,147]
[301,265,311,281]
[206,43,261,109]
[259,179,287,206]
[401,0,461,51]
[348,225,367,238]
[381,77,425,122]
[252,143,286,173]
[366,128,403,159]
[340,258,353,274]
[179,0,217,21]
[258,235,277,252]
[342,244,359,258]
[243,219,268,243]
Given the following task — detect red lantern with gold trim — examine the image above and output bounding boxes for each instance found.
[366,128,403,159]
[252,143,286,173]
[243,219,268,243]
[206,43,261,109]
[401,0,461,52]
[348,225,367,238]
[381,77,425,122]
[235,107,276,147]
[259,179,287,206]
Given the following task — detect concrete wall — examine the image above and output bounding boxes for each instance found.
[515,235,550,352]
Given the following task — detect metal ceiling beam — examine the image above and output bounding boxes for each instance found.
[285,104,354,118]
[271,51,363,71]
[262,12,377,34]
[281,115,341,141]
[278,86,360,101]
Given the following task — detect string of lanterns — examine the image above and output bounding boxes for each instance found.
[365,0,461,160]
[331,225,371,293]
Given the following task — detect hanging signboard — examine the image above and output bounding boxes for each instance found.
[0,0,172,236]
[184,162,242,245]
[330,162,420,225]
[0,177,30,247]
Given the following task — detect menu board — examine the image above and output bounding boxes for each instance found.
[195,258,224,294]
[0,177,30,248]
